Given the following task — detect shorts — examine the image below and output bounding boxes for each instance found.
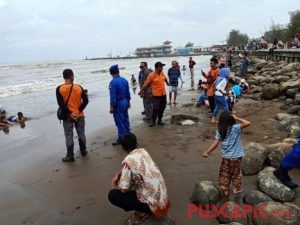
[169,86,178,93]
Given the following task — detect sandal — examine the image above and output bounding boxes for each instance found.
[127,212,149,225]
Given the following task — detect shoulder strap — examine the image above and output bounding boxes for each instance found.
[64,84,74,106]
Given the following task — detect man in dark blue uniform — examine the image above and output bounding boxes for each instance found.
[273,129,300,189]
[109,64,131,145]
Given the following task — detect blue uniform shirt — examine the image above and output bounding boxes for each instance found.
[109,75,131,107]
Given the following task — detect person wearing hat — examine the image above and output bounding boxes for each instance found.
[109,64,131,145]
[273,129,300,189]
[139,62,169,127]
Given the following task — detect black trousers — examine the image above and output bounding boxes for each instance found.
[108,189,151,213]
[152,95,167,123]
[207,95,215,113]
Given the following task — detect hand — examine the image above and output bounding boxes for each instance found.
[128,103,131,109]
[111,172,121,188]
[201,152,209,158]
[71,112,79,120]
[109,108,114,114]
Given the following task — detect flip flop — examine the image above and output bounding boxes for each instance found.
[127,213,149,225]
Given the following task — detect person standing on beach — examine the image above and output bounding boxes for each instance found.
[139,62,169,127]
[211,68,230,124]
[188,57,196,89]
[109,64,131,145]
[108,133,170,224]
[167,60,181,105]
[201,112,251,200]
[56,69,89,162]
[240,54,250,77]
[138,62,153,120]
[201,57,219,115]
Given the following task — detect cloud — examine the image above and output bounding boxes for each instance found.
[0,0,298,63]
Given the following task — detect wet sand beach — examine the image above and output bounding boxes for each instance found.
[1,89,300,225]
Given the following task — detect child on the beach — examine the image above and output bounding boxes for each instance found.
[201,112,251,199]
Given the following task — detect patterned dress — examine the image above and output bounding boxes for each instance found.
[118,148,170,217]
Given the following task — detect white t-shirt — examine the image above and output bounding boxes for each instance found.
[215,79,228,96]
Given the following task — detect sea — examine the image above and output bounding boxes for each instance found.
[0,55,212,119]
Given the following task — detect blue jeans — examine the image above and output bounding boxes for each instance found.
[281,141,300,170]
[212,95,229,117]
[113,99,130,139]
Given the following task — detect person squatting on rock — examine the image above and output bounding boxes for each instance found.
[109,64,131,146]
[139,62,169,127]
[108,133,170,225]
[56,69,89,162]
[201,112,251,199]
[273,128,300,189]
[138,62,153,120]
[201,57,219,115]
[211,68,230,124]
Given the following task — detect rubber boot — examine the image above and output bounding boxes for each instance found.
[273,166,298,189]
[62,146,75,162]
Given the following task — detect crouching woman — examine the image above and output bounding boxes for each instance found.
[108,133,170,225]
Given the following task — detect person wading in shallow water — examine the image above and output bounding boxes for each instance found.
[56,69,89,162]
[109,64,131,145]
[108,133,170,225]
[139,62,169,127]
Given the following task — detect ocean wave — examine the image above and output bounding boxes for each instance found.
[0,76,104,98]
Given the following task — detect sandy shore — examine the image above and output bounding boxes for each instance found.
[1,88,300,225]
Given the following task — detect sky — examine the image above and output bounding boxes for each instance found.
[0,0,298,63]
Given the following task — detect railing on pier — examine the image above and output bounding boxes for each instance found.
[253,49,300,62]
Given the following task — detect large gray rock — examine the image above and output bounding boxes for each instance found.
[276,62,300,75]
[280,80,300,94]
[249,86,262,94]
[217,201,248,225]
[192,181,221,205]
[253,202,300,225]
[260,77,274,84]
[286,88,299,98]
[123,215,175,225]
[275,112,293,121]
[283,203,300,223]
[247,79,259,86]
[261,84,280,100]
[287,105,300,115]
[294,93,300,105]
[265,142,293,155]
[255,61,268,70]
[257,167,295,202]
[242,143,266,175]
[277,115,300,132]
[243,190,273,205]
[266,149,285,168]
[273,75,290,84]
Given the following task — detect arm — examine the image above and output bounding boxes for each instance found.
[139,73,152,94]
[56,86,71,114]
[126,80,131,108]
[109,81,117,113]
[201,139,220,158]
[232,115,251,129]
[79,86,89,112]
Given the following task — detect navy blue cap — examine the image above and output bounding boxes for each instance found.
[109,64,119,73]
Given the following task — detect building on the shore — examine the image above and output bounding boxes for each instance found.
[211,44,227,52]
[135,41,172,57]
[173,46,204,55]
